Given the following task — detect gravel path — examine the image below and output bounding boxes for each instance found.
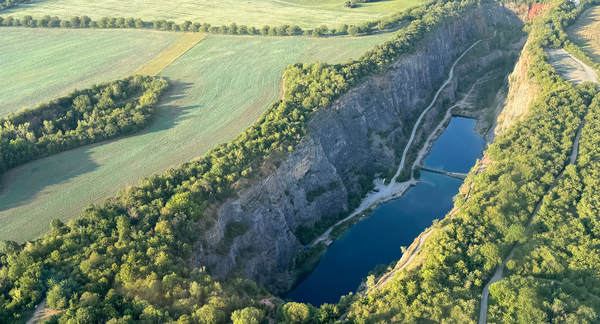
[477,62,595,323]
[310,34,494,248]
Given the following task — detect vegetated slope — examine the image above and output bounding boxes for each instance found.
[0,0,422,28]
[567,5,600,63]
[487,92,600,323]
[341,1,600,323]
[0,2,482,323]
[0,32,396,243]
[0,28,182,116]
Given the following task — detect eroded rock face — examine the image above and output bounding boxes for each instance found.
[192,3,523,294]
[496,40,541,137]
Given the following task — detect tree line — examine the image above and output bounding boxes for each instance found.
[338,0,600,323]
[0,2,421,37]
[0,75,168,178]
[0,0,29,11]
[0,0,496,323]
[0,15,145,28]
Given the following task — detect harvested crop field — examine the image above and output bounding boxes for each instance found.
[0,28,182,116]
[567,5,600,64]
[0,32,398,242]
[134,33,207,76]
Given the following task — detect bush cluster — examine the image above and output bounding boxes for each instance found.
[0,76,169,176]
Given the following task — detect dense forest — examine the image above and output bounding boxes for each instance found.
[4,0,600,323]
[335,0,600,323]
[0,0,489,323]
[0,76,168,177]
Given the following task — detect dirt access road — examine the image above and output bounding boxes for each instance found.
[478,48,597,324]
[309,35,493,248]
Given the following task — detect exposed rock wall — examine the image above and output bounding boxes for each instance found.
[192,3,523,294]
[495,41,540,136]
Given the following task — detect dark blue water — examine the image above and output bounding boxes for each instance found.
[423,117,485,173]
[285,117,484,306]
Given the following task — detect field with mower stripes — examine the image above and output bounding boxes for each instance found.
[567,5,600,64]
[0,0,423,28]
[0,28,182,116]
[0,31,397,242]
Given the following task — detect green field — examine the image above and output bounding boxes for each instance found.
[0,31,397,242]
[0,28,182,116]
[0,0,422,28]
[567,5,600,64]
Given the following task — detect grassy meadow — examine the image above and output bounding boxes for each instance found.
[0,28,182,116]
[0,31,398,242]
[0,0,423,28]
[567,5,600,63]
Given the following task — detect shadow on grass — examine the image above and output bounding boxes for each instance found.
[0,81,195,214]
[145,79,198,135]
[0,146,99,214]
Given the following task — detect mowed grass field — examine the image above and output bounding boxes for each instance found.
[0,0,423,28]
[0,28,183,116]
[567,5,600,64]
[0,32,398,242]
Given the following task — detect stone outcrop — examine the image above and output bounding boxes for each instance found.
[495,41,540,136]
[192,3,523,294]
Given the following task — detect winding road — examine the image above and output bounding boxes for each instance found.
[477,49,597,324]
[392,33,495,182]
[310,34,494,248]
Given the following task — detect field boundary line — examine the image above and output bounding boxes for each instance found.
[133,33,207,76]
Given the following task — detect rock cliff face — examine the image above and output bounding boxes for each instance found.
[192,3,523,294]
[495,41,540,136]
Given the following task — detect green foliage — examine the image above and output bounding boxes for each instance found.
[0,1,507,323]
[1,15,147,29]
[231,307,264,324]
[282,302,311,323]
[0,75,168,176]
[46,281,70,310]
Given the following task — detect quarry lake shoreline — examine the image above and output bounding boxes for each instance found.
[286,116,486,306]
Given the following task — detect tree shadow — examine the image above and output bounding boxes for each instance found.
[0,146,99,214]
[145,79,199,135]
[0,80,199,216]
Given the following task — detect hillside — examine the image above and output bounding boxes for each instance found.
[2,0,600,323]
[0,32,397,242]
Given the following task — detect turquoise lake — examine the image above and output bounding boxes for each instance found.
[285,117,485,306]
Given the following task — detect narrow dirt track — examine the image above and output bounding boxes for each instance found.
[309,36,492,248]
[477,52,596,323]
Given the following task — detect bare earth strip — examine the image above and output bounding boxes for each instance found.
[25,299,61,324]
[546,48,598,84]
[134,33,207,76]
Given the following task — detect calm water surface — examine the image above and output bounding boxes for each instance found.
[285,117,484,306]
